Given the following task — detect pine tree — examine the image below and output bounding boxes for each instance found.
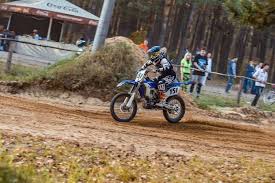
[224,0,275,29]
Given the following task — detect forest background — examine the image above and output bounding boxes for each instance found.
[1,0,274,82]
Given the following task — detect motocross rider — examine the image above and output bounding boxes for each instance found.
[141,46,177,103]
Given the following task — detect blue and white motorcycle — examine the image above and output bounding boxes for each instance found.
[110,67,189,123]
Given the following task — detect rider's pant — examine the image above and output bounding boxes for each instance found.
[156,75,176,91]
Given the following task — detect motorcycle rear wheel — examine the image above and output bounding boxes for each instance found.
[163,96,185,123]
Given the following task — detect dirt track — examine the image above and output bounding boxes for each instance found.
[0,94,275,162]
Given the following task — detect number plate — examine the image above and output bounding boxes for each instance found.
[135,70,146,82]
[166,87,179,96]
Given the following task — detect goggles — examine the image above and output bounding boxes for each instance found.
[149,51,159,60]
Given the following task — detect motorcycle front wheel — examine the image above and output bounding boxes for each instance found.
[163,96,185,123]
[110,93,137,122]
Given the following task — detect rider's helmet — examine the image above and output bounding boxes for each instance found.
[147,46,162,63]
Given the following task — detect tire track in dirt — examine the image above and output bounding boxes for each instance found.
[0,94,275,161]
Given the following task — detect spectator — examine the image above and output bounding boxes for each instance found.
[139,39,149,53]
[0,25,3,33]
[255,62,264,72]
[251,63,269,106]
[31,29,40,40]
[190,47,208,98]
[202,52,213,86]
[76,36,86,54]
[251,62,264,94]
[0,28,15,51]
[0,25,4,51]
[76,37,86,48]
[180,52,192,91]
[195,47,200,55]
[225,57,238,93]
[243,60,255,93]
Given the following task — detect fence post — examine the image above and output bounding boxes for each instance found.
[237,77,244,106]
[5,40,15,74]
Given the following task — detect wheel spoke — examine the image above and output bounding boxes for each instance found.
[111,94,136,122]
[167,99,181,119]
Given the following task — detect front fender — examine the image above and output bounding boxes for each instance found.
[117,80,136,87]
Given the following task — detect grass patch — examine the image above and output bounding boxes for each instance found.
[194,93,275,112]
[194,94,242,110]
[0,62,42,81]
[0,133,275,183]
[258,102,275,112]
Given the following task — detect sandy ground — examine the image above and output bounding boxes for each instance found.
[0,93,275,163]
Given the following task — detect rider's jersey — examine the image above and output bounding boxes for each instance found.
[142,58,176,77]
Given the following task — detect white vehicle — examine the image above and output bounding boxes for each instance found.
[110,67,191,123]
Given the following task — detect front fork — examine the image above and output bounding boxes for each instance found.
[124,83,140,108]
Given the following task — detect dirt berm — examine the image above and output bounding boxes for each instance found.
[0,37,147,100]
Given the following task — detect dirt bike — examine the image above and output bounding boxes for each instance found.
[110,67,190,123]
[263,85,275,105]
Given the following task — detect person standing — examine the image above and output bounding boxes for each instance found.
[225,57,238,93]
[139,40,149,53]
[251,62,263,94]
[255,62,264,72]
[0,25,3,33]
[0,25,4,51]
[180,52,192,91]
[190,47,208,98]
[76,36,86,54]
[202,52,213,86]
[31,29,40,40]
[251,63,269,106]
[243,61,255,93]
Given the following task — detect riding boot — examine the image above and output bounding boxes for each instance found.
[158,91,166,102]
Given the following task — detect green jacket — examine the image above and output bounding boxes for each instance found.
[181,58,192,74]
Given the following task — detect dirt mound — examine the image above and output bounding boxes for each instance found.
[105,36,147,65]
[206,106,274,124]
[28,37,147,100]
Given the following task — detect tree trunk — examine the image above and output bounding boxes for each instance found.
[177,3,196,59]
[159,0,173,46]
